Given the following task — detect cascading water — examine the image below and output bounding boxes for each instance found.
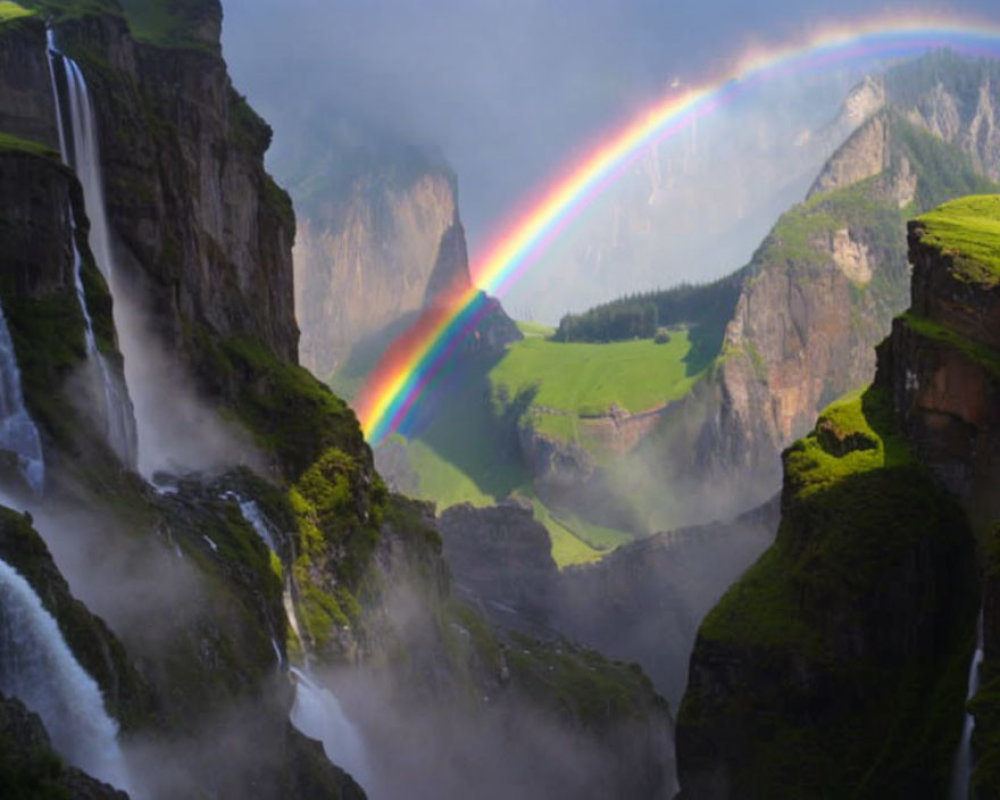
[290,667,372,789]
[233,498,371,787]
[0,557,133,793]
[0,303,44,494]
[46,31,138,468]
[950,612,985,799]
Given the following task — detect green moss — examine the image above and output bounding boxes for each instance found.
[0,730,69,800]
[0,1,33,22]
[913,195,1000,285]
[901,312,1000,379]
[286,448,385,652]
[0,133,58,161]
[190,333,366,479]
[681,384,978,797]
[19,0,121,23]
[114,0,220,54]
[505,634,657,726]
[1,288,87,452]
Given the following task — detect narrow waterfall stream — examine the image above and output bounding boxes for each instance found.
[0,303,44,494]
[46,31,138,468]
[951,612,985,799]
[233,497,372,788]
[0,557,133,793]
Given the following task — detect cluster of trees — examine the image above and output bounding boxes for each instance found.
[554,274,743,343]
[556,301,658,342]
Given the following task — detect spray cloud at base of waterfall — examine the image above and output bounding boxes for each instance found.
[289,667,372,788]
[0,557,133,793]
[0,302,44,494]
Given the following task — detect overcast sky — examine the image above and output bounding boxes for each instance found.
[221,0,999,314]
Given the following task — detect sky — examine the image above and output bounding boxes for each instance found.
[221,0,999,319]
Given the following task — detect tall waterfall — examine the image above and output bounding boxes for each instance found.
[290,667,372,790]
[46,31,138,468]
[0,557,133,793]
[951,613,985,799]
[233,499,371,789]
[0,304,44,493]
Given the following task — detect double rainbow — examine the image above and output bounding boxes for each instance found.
[357,14,1000,446]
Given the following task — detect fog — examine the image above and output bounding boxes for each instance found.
[221,0,995,321]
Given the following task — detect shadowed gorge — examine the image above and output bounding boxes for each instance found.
[2,1,1000,798]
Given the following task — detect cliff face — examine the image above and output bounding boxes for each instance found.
[438,501,558,634]
[295,170,468,379]
[885,52,1000,182]
[675,195,999,799]
[362,497,676,799]
[691,106,997,505]
[0,5,299,372]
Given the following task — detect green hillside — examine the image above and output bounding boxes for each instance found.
[490,328,707,440]
[914,195,1000,284]
[381,356,634,567]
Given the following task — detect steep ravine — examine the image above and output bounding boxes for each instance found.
[0,4,674,797]
[675,195,1000,798]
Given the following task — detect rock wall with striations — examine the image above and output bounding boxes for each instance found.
[294,167,471,379]
[675,194,999,799]
[0,4,299,373]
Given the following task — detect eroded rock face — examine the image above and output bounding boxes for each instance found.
[0,18,57,150]
[886,221,1000,517]
[675,198,998,799]
[808,112,890,198]
[439,501,558,633]
[295,171,468,378]
[0,692,128,800]
[34,9,299,366]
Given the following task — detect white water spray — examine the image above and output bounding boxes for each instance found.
[232,499,371,785]
[0,302,44,494]
[290,667,372,788]
[951,613,984,800]
[46,31,138,468]
[0,557,132,792]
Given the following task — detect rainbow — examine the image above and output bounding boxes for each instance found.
[357,13,1000,445]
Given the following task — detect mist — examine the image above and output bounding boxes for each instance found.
[221,0,996,321]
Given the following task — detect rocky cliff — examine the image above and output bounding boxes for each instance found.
[0,4,672,797]
[294,162,466,380]
[287,122,521,384]
[675,194,999,798]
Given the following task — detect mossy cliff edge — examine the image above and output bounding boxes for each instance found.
[0,3,673,796]
[676,194,1000,798]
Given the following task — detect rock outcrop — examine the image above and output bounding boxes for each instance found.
[677,106,998,515]
[294,167,467,379]
[0,692,128,800]
[439,500,558,633]
[675,194,998,799]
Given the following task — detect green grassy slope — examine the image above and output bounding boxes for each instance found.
[914,195,1000,284]
[490,329,704,419]
[380,355,632,567]
[679,385,978,797]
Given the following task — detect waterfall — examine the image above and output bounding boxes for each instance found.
[0,303,44,494]
[0,557,133,793]
[290,667,372,789]
[950,612,984,800]
[233,499,372,787]
[46,31,138,468]
[235,496,278,553]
